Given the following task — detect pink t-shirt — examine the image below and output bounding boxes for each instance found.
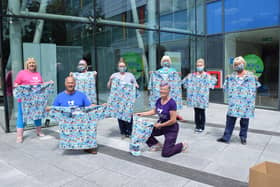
[15,70,43,85]
[14,70,43,102]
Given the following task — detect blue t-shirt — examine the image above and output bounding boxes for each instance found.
[53,90,91,107]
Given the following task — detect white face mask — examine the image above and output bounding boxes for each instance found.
[196,66,204,72]
[118,66,127,72]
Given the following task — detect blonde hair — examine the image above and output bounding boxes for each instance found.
[196,58,205,65]
[160,55,172,66]
[24,57,37,71]
[233,56,246,66]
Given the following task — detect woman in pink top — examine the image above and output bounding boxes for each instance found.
[14,58,44,143]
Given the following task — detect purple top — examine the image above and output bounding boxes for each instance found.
[155,98,177,123]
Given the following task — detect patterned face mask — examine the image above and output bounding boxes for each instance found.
[77,65,87,72]
[162,61,171,67]
[233,63,244,72]
[118,67,127,73]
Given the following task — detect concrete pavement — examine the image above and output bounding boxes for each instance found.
[0,103,280,187]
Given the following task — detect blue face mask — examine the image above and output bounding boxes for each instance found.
[162,61,171,67]
[118,67,127,73]
[196,66,204,72]
[233,63,244,72]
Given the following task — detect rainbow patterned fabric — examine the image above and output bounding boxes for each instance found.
[13,82,54,123]
[105,78,137,122]
[48,105,107,150]
[224,71,261,118]
[182,72,217,109]
[72,71,97,104]
[148,70,183,109]
[129,115,154,156]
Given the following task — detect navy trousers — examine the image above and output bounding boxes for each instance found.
[194,108,205,130]
[222,115,249,142]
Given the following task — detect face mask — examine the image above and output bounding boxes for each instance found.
[196,66,204,72]
[233,63,244,72]
[162,61,171,67]
[118,67,127,72]
[77,65,86,72]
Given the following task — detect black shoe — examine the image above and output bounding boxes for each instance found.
[217,138,229,144]
[125,134,131,138]
[240,138,247,145]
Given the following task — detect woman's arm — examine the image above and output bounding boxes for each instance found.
[136,109,156,116]
[107,75,113,88]
[155,110,177,128]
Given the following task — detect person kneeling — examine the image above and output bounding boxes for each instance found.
[137,82,188,157]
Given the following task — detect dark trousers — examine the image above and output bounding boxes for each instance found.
[194,108,205,130]
[222,115,249,142]
[146,123,183,157]
[118,119,132,136]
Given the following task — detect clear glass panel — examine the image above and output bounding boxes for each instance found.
[160,32,191,76]
[96,0,157,27]
[206,0,222,34]
[196,0,205,34]
[206,35,224,103]
[95,26,158,112]
[225,28,279,109]
[160,0,198,34]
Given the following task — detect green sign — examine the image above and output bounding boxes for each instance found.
[122,52,143,79]
[244,54,264,78]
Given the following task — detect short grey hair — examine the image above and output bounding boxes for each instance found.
[233,56,246,66]
[160,81,170,90]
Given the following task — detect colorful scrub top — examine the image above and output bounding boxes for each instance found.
[182,72,217,109]
[106,78,137,122]
[13,82,54,123]
[129,115,154,156]
[224,71,261,118]
[48,105,106,150]
[72,71,97,104]
[53,90,91,107]
[148,69,183,109]
[14,70,43,102]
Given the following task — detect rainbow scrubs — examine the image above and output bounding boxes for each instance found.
[72,71,97,104]
[129,115,154,156]
[13,82,54,123]
[148,68,183,109]
[48,105,106,150]
[105,78,137,122]
[224,71,261,118]
[183,72,216,109]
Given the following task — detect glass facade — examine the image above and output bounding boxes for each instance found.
[0,0,280,131]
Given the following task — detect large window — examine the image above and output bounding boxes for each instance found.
[224,28,280,109]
